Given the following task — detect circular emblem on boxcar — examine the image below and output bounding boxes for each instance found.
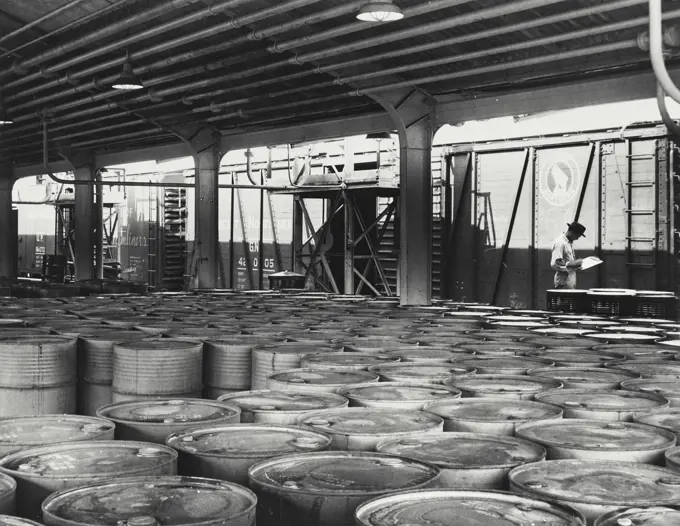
[540,156,580,207]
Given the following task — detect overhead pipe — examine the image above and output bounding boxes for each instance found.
[337,12,677,85]
[354,40,639,95]
[3,0,644,124]
[326,0,647,74]
[6,0,330,101]
[656,82,680,137]
[0,0,136,60]
[269,0,475,53]
[286,0,566,63]
[650,0,680,104]
[0,0,91,46]
[0,0,208,82]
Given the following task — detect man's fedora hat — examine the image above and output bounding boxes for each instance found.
[566,221,586,238]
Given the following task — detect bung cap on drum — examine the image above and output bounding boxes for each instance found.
[41,476,256,526]
[354,489,586,525]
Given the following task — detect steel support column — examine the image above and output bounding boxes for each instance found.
[369,90,435,305]
[185,128,222,290]
[62,150,96,281]
[0,163,17,279]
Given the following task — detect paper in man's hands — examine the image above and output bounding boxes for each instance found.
[580,256,603,270]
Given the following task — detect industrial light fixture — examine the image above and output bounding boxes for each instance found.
[112,53,144,90]
[357,1,403,22]
[366,131,392,140]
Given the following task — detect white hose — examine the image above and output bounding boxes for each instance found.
[650,0,680,103]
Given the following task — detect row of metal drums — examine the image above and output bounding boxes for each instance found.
[1,292,680,524]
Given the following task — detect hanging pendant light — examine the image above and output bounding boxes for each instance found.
[357,1,403,22]
[112,52,144,90]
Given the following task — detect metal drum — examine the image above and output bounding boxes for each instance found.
[248,451,440,526]
[382,348,474,363]
[368,363,475,384]
[0,475,15,515]
[445,374,563,400]
[340,339,409,353]
[203,338,259,397]
[530,327,595,337]
[266,368,379,394]
[424,398,563,435]
[355,489,586,526]
[594,343,677,361]
[508,460,680,523]
[0,415,114,456]
[534,389,669,421]
[77,331,149,416]
[516,419,676,463]
[595,507,680,526]
[301,352,399,370]
[590,332,660,345]
[635,409,680,441]
[218,390,349,424]
[337,383,461,410]
[167,424,331,485]
[608,361,680,381]
[96,399,241,443]
[528,367,640,389]
[112,339,203,401]
[41,476,256,526]
[455,341,541,357]
[298,408,444,450]
[376,432,545,489]
[0,516,43,526]
[667,447,680,473]
[527,349,625,368]
[601,325,666,336]
[450,356,555,375]
[467,329,537,343]
[658,340,680,353]
[0,335,77,416]
[251,344,334,390]
[0,441,177,520]
[520,335,601,351]
[622,379,680,406]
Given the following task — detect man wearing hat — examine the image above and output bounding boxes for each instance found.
[550,222,586,289]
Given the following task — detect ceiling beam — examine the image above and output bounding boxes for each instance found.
[13,111,393,178]
[436,66,675,126]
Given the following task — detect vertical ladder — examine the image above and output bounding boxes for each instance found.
[147,186,158,289]
[162,188,187,289]
[625,139,658,289]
